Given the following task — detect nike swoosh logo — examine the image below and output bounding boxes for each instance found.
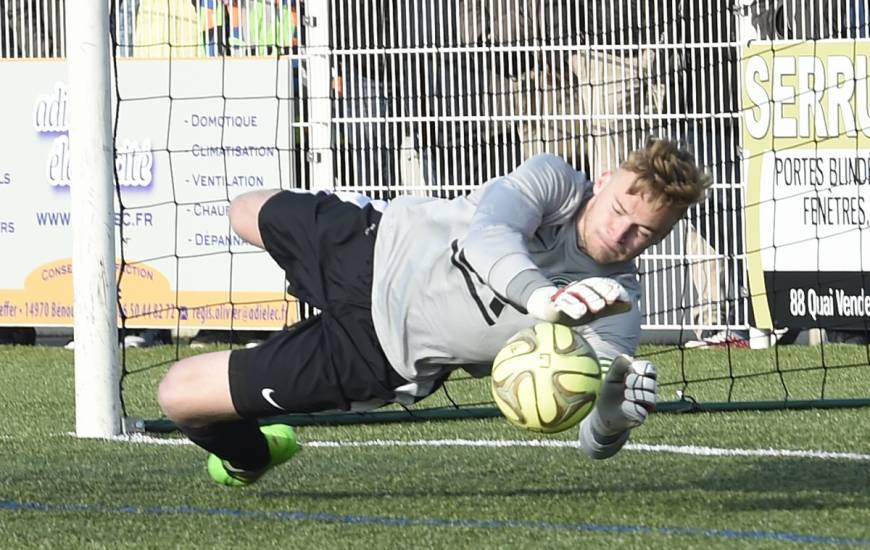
[261,388,286,411]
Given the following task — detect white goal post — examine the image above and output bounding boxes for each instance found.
[67,1,121,437]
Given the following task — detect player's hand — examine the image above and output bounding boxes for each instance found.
[592,354,657,435]
[525,277,631,324]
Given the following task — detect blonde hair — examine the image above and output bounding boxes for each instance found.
[621,138,711,210]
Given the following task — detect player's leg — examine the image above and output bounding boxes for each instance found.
[228,189,281,249]
[157,350,296,486]
[162,190,404,487]
[157,350,237,427]
[158,309,404,486]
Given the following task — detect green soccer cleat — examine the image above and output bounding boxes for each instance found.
[207,424,300,487]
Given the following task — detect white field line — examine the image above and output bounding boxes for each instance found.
[94,433,870,461]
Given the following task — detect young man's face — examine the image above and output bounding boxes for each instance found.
[577,169,685,264]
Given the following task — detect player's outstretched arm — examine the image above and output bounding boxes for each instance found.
[579,354,657,459]
[525,277,632,325]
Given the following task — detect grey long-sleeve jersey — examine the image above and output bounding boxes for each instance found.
[371,153,642,400]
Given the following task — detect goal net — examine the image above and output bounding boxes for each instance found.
[7,0,870,432]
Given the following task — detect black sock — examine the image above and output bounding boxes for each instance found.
[182,419,270,472]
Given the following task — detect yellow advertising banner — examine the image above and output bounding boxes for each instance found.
[2,259,295,328]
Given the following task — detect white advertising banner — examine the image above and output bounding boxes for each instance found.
[743,41,870,330]
[0,58,301,329]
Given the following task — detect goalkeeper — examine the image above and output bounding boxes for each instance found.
[158,138,709,485]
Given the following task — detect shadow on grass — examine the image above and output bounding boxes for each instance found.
[256,458,870,512]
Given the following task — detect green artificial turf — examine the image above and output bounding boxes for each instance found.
[1,345,869,549]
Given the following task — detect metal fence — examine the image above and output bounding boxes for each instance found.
[0,0,65,58]
[8,0,861,333]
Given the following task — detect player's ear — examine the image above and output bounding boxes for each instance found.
[593,171,612,194]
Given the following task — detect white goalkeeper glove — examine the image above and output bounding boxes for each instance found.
[579,354,657,459]
[525,277,631,324]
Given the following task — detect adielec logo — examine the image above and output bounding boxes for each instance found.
[33,82,155,189]
[115,139,154,188]
[33,82,68,132]
[260,388,286,411]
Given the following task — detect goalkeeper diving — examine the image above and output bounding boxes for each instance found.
[158,138,710,485]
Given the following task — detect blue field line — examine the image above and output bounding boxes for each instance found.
[1,499,868,545]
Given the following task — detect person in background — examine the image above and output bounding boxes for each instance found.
[508,2,667,179]
[671,1,749,348]
[333,1,522,197]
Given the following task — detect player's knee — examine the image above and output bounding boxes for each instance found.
[229,190,279,248]
[157,359,199,426]
[158,352,236,428]
[228,193,248,227]
[228,195,255,245]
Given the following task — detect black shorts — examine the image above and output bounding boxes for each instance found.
[228,191,407,418]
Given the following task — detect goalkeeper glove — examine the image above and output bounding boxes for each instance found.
[525,277,631,324]
[580,354,657,459]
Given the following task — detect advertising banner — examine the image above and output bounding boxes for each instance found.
[743,41,870,329]
[0,58,301,329]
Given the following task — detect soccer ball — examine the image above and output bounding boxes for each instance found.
[491,323,601,433]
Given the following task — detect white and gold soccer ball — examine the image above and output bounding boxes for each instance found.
[491,323,601,433]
